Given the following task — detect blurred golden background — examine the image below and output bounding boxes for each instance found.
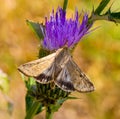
[0,0,120,119]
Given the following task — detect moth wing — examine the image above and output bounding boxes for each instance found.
[55,47,71,66]
[55,66,75,92]
[55,58,94,92]
[18,47,68,84]
[54,47,76,92]
[18,52,56,77]
[37,47,71,83]
[67,59,94,92]
[35,62,55,83]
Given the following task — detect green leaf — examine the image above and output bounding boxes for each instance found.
[25,77,36,90]
[25,93,43,119]
[45,98,67,114]
[104,9,120,23]
[109,12,120,23]
[110,12,120,19]
[57,98,67,105]
[35,103,44,115]
[26,20,45,40]
[26,93,34,113]
[94,0,110,15]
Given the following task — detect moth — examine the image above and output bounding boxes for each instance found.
[18,47,94,92]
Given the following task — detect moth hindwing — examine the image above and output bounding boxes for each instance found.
[55,57,94,93]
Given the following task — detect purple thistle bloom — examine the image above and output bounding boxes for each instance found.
[42,7,92,51]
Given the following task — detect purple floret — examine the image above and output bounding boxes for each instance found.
[42,7,91,51]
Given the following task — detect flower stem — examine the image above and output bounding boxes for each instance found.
[46,106,54,119]
[25,101,40,119]
[90,14,108,22]
[94,0,110,15]
[63,0,68,11]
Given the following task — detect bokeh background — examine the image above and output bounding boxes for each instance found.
[0,0,120,119]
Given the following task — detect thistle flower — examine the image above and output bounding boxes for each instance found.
[22,7,94,119]
[43,7,91,51]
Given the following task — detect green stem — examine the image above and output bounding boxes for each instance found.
[89,13,120,24]
[46,106,54,119]
[25,101,40,119]
[94,0,110,15]
[63,0,68,11]
[90,14,108,22]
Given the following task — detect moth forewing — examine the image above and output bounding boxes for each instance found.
[18,47,70,84]
[55,58,94,92]
[35,47,72,84]
[34,63,55,83]
[18,52,56,78]
[50,47,72,78]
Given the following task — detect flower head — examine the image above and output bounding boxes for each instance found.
[42,7,91,51]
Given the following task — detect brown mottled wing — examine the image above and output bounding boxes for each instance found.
[18,52,56,83]
[36,47,72,83]
[55,66,75,92]
[35,47,72,83]
[18,47,70,84]
[35,62,56,83]
[55,58,94,92]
